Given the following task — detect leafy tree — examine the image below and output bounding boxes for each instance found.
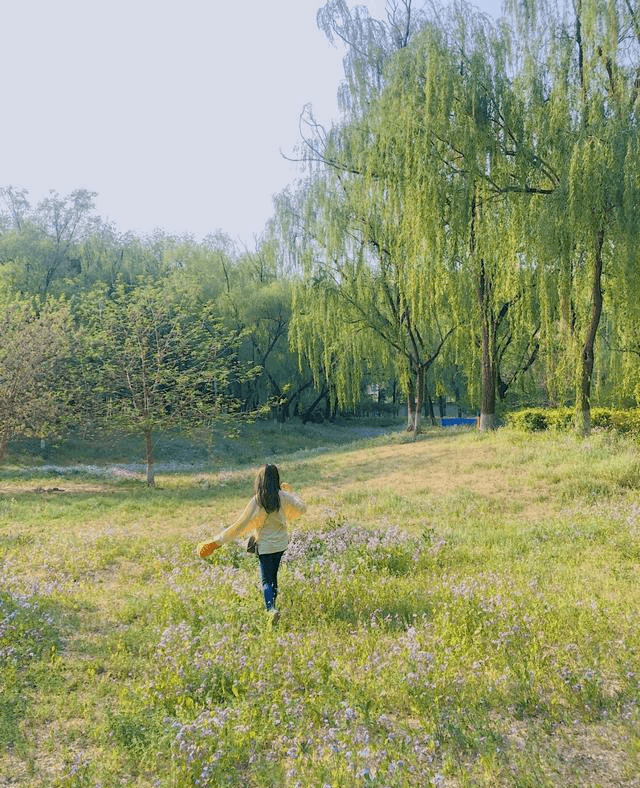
[76,275,255,485]
[284,1,552,430]
[0,188,99,299]
[0,295,71,461]
[376,5,560,428]
[507,0,640,432]
[281,0,461,432]
[74,222,132,290]
[228,245,308,421]
[279,175,455,432]
[171,232,312,421]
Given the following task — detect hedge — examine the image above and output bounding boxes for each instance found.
[506,407,640,435]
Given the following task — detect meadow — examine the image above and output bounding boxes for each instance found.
[1,420,639,787]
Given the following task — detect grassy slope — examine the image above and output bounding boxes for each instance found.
[1,423,639,787]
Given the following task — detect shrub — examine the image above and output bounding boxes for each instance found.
[507,408,549,431]
[508,407,640,435]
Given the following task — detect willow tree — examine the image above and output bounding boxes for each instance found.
[281,1,462,433]
[283,1,556,429]
[611,129,640,404]
[506,0,640,432]
[280,173,456,433]
[359,5,557,429]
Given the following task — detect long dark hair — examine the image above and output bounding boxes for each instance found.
[255,464,281,513]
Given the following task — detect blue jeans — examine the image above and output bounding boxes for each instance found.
[257,550,284,610]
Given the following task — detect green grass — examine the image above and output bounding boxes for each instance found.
[1,423,640,786]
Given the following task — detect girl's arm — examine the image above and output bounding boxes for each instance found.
[279,489,307,520]
[198,497,266,557]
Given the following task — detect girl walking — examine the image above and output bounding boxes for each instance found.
[198,464,306,626]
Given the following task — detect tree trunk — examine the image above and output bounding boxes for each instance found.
[301,384,328,424]
[478,257,497,431]
[576,229,604,436]
[479,330,497,431]
[275,378,313,423]
[406,367,425,436]
[414,366,424,435]
[406,375,416,431]
[0,426,8,463]
[144,427,155,487]
[425,391,436,426]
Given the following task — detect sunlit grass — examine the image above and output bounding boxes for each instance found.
[1,423,640,786]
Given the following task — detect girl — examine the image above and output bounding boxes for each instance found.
[198,464,306,626]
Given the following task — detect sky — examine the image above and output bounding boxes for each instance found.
[2,0,504,247]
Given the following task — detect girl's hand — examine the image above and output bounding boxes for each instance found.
[281,482,292,491]
[198,540,220,558]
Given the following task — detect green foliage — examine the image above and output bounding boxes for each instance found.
[0,294,73,459]
[507,408,569,431]
[282,6,469,430]
[71,274,259,482]
[0,187,98,299]
[278,0,640,431]
[508,0,640,428]
[507,406,640,435]
[207,242,313,419]
[0,199,332,438]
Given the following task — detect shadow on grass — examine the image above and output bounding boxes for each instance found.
[5,418,408,469]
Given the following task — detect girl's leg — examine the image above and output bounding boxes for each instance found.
[271,551,282,604]
[258,551,284,610]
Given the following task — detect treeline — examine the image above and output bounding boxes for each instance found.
[3,0,640,473]
[0,189,344,482]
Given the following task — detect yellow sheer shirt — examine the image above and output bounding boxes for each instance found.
[213,489,306,555]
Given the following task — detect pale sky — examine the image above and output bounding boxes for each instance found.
[2,0,503,247]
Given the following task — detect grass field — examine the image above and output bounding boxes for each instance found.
[1,421,639,787]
